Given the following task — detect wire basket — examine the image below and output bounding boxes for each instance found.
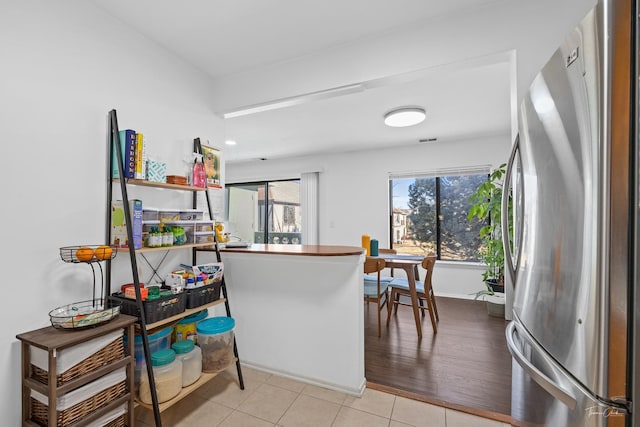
[49,299,122,330]
[59,245,117,263]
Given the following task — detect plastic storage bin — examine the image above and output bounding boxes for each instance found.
[185,281,221,309]
[109,291,186,323]
[142,208,159,221]
[174,309,208,343]
[125,326,172,389]
[171,340,202,387]
[197,317,235,372]
[179,209,203,220]
[138,349,183,404]
[159,209,181,222]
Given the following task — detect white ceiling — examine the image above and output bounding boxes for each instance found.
[89,0,512,163]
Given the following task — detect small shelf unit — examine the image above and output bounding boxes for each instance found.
[106,109,244,427]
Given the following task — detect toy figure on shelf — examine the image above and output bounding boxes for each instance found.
[215,222,229,243]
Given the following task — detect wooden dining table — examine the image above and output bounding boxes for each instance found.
[377,253,425,338]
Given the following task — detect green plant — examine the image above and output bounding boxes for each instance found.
[467,163,512,298]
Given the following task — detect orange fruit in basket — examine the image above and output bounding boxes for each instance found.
[75,246,95,262]
[95,245,113,260]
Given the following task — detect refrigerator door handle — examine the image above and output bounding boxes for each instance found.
[502,134,523,287]
[506,321,577,410]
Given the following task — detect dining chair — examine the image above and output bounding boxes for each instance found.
[363,257,392,337]
[386,254,438,334]
[378,248,421,282]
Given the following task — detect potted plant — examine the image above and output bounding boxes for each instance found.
[467,163,512,316]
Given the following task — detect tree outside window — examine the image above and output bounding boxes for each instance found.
[390,173,487,261]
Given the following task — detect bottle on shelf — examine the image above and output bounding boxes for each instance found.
[192,153,207,188]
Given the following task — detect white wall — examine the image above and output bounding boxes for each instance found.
[226,133,511,298]
[0,1,223,424]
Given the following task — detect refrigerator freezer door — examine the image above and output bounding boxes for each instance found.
[513,5,605,394]
[508,321,628,426]
[513,0,634,404]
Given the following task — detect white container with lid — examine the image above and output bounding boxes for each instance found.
[171,340,202,387]
[138,349,182,404]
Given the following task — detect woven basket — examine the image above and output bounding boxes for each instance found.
[31,337,125,387]
[30,380,126,426]
[105,413,127,427]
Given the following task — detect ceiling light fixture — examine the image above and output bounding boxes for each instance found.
[384,107,426,127]
[225,140,237,146]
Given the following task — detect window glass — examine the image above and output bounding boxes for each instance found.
[390,173,486,261]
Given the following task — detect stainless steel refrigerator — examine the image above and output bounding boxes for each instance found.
[503,0,638,425]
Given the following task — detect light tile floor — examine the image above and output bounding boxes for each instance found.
[135,366,512,427]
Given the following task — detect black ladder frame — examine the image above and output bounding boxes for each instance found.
[105,110,244,427]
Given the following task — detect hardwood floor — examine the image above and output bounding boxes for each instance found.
[364,295,512,424]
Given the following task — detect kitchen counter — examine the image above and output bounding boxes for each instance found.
[220,243,364,256]
[199,244,366,395]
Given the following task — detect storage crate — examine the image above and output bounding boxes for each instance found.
[142,208,159,221]
[158,209,180,222]
[185,281,222,309]
[109,292,186,324]
[194,232,216,244]
[179,209,204,220]
[30,368,126,427]
[31,336,125,387]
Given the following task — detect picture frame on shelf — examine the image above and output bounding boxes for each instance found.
[201,144,222,188]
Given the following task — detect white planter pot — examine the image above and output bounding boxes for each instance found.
[485,293,505,318]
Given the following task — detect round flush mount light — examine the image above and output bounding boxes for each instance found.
[225,140,237,146]
[383,107,426,127]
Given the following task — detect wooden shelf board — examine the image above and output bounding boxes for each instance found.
[132,242,215,254]
[143,299,226,330]
[136,359,238,412]
[112,178,207,192]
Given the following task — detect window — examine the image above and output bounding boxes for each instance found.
[226,179,302,244]
[389,172,488,261]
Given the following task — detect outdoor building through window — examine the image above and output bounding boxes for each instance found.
[389,171,488,261]
[226,180,302,244]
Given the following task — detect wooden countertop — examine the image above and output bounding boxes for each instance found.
[218,244,364,257]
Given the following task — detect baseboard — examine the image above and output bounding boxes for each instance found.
[240,360,366,397]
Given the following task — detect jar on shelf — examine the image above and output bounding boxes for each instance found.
[148,227,162,248]
[171,340,202,387]
[162,226,174,247]
[138,349,183,404]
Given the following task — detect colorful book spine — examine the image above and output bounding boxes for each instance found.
[135,132,145,179]
[112,129,136,178]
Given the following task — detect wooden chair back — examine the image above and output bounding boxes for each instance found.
[364,257,386,275]
[387,253,439,334]
[363,256,389,337]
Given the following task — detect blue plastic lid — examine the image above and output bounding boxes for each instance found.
[129,326,172,344]
[151,349,176,366]
[197,316,235,335]
[178,309,208,325]
[171,339,195,354]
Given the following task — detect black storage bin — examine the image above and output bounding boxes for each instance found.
[109,291,186,324]
[185,281,222,309]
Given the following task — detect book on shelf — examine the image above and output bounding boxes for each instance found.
[112,129,136,179]
[134,132,146,179]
